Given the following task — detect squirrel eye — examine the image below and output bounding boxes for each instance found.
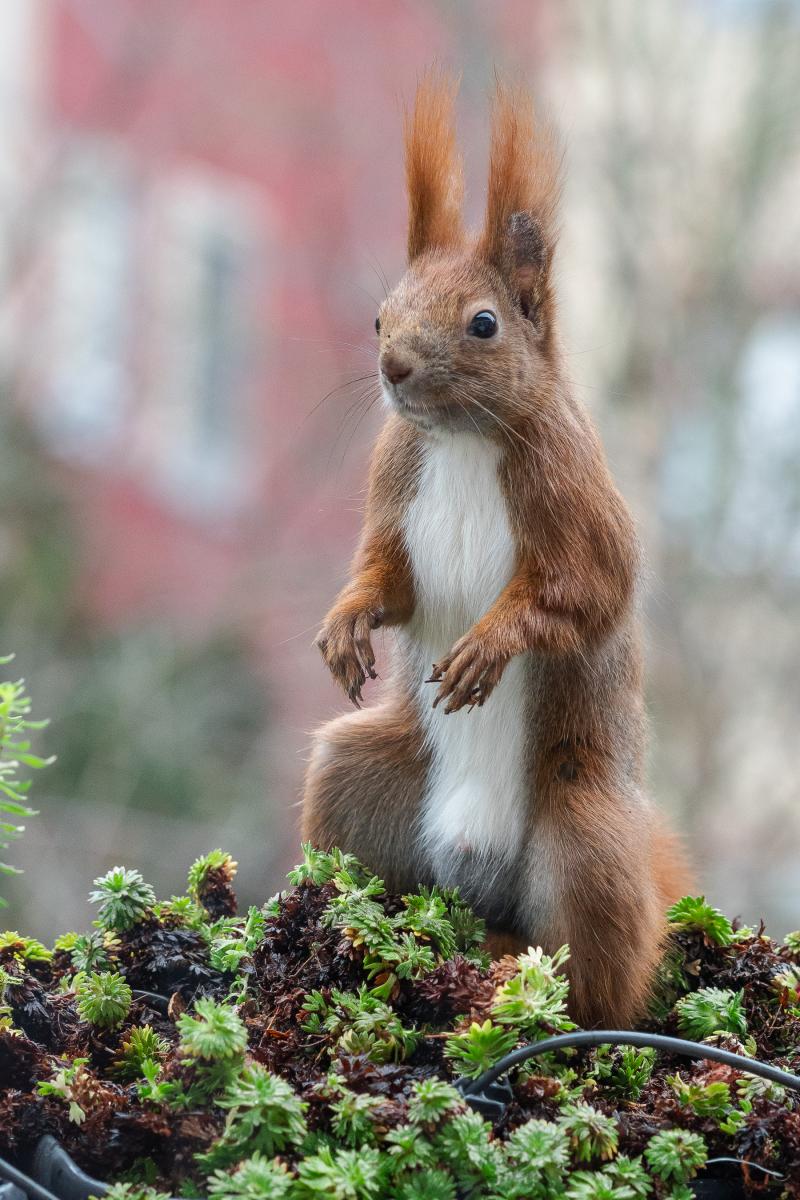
[375,316,381,335]
[468,310,497,339]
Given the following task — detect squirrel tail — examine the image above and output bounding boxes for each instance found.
[652,815,695,910]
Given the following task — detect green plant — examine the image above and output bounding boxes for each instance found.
[648,947,689,1022]
[433,1109,501,1190]
[407,1077,464,1126]
[0,656,52,903]
[783,930,800,955]
[207,906,266,978]
[320,862,486,998]
[384,1123,437,1171]
[737,1074,787,1106]
[0,930,52,963]
[499,1118,570,1195]
[666,897,734,947]
[187,850,237,900]
[400,890,460,958]
[664,1072,765,1138]
[101,1185,172,1200]
[0,967,12,1027]
[324,889,434,999]
[559,1103,619,1163]
[89,867,156,932]
[592,1045,655,1100]
[287,843,368,888]
[564,1171,622,1199]
[443,1018,518,1078]
[604,1157,651,1198]
[302,985,419,1063]
[178,997,248,1062]
[135,997,249,1108]
[207,1155,294,1200]
[491,944,573,1037]
[75,971,132,1029]
[772,963,800,1014]
[114,1025,170,1080]
[37,1058,90,1124]
[200,1065,308,1169]
[136,1058,188,1109]
[396,1169,456,1200]
[153,894,207,929]
[434,888,487,958]
[327,1082,383,1147]
[67,929,112,973]
[644,1129,707,1184]
[287,842,337,886]
[295,1143,386,1199]
[667,1075,735,1122]
[674,987,747,1040]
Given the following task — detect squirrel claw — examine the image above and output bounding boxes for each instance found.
[316,606,381,704]
[431,639,507,713]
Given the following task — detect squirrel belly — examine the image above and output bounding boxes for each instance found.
[396,431,530,914]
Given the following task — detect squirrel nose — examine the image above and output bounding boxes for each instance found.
[381,354,413,386]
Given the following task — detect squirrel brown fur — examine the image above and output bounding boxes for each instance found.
[302,73,691,1028]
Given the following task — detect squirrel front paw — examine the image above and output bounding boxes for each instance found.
[315,607,383,706]
[427,634,508,714]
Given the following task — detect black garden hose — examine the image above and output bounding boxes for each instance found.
[455,1029,800,1119]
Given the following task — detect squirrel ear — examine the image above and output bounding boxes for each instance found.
[507,211,549,319]
[404,71,464,262]
[479,82,561,323]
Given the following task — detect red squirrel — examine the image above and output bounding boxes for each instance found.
[302,75,690,1027]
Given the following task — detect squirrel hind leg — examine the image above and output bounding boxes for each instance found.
[302,696,430,894]
[519,780,671,1029]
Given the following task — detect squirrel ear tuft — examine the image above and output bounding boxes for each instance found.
[480,82,562,322]
[404,70,464,262]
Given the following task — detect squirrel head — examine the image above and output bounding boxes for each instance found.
[377,73,563,434]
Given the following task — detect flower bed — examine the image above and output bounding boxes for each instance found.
[1,846,799,1199]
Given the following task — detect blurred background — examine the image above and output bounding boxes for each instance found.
[1,0,799,939]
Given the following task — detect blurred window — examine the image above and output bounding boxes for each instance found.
[37,139,133,461]
[142,171,262,519]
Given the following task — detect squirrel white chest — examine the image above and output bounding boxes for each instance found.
[400,433,528,883]
[404,434,516,635]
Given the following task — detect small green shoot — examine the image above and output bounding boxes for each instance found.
[89,867,156,931]
[674,986,747,1040]
[75,971,132,1029]
[666,897,734,947]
